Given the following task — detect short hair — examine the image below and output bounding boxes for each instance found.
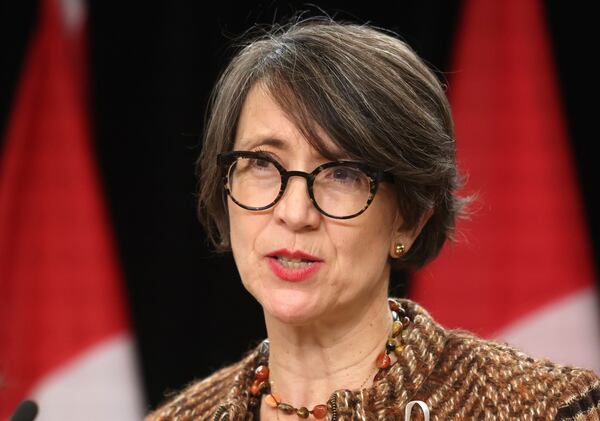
[195,16,470,269]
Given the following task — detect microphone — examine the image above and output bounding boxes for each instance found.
[10,400,38,421]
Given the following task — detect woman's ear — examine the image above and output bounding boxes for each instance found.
[412,207,433,239]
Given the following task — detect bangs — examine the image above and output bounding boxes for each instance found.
[257,77,356,163]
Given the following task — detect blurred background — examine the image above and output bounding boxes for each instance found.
[1,0,598,418]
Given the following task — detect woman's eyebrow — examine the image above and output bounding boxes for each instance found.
[236,137,287,151]
[236,136,350,161]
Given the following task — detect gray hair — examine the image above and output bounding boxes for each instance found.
[196,16,470,269]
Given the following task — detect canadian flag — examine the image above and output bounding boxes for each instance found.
[0,0,145,419]
[412,0,600,373]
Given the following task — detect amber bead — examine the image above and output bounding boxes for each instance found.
[265,393,281,407]
[250,380,264,396]
[255,365,269,382]
[312,405,328,419]
[394,344,404,357]
[386,338,398,352]
[392,321,403,337]
[388,299,400,312]
[277,403,295,414]
[250,380,270,396]
[297,407,310,418]
[375,351,391,369]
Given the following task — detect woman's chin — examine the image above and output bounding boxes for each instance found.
[260,291,323,326]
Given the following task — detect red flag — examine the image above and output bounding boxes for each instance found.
[0,0,145,418]
[412,0,600,372]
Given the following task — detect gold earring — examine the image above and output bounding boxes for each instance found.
[394,242,405,257]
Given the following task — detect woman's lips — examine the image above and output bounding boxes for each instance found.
[265,255,322,282]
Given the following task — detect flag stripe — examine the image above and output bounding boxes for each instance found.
[496,287,600,373]
[30,334,144,421]
[0,0,143,417]
[411,0,599,371]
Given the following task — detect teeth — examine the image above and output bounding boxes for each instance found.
[277,256,313,269]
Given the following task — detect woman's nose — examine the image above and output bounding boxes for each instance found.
[273,176,321,230]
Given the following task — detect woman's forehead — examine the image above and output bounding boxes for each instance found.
[234,84,349,160]
[234,83,302,145]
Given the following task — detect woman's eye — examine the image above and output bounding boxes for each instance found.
[330,167,360,183]
[250,158,271,169]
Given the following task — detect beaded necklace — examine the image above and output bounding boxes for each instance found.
[247,299,411,420]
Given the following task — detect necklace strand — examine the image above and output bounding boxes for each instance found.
[248,299,411,419]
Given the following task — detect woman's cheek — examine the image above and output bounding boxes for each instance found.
[230,212,269,283]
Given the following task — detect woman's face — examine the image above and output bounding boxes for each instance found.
[228,83,407,325]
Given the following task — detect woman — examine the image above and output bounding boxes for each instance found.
[147,17,600,420]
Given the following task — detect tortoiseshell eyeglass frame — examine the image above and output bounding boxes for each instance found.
[217,150,394,219]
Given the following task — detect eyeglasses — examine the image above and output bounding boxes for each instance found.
[218,150,394,219]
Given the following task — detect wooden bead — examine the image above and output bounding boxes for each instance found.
[297,407,310,418]
[255,365,269,381]
[312,405,328,419]
[375,351,391,369]
[277,403,295,414]
[265,393,280,407]
[259,381,270,394]
[392,320,403,337]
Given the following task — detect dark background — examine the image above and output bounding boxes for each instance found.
[1,0,597,409]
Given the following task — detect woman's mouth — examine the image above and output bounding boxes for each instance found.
[265,249,322,282]
[275,256,314,269]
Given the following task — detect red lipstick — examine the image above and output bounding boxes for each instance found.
[265,249,322,282]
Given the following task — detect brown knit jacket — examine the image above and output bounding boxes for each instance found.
[146,298,600,420]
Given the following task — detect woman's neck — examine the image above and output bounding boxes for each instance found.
[262,288,393,409]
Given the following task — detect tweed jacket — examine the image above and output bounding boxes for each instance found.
[147,298,600,420]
